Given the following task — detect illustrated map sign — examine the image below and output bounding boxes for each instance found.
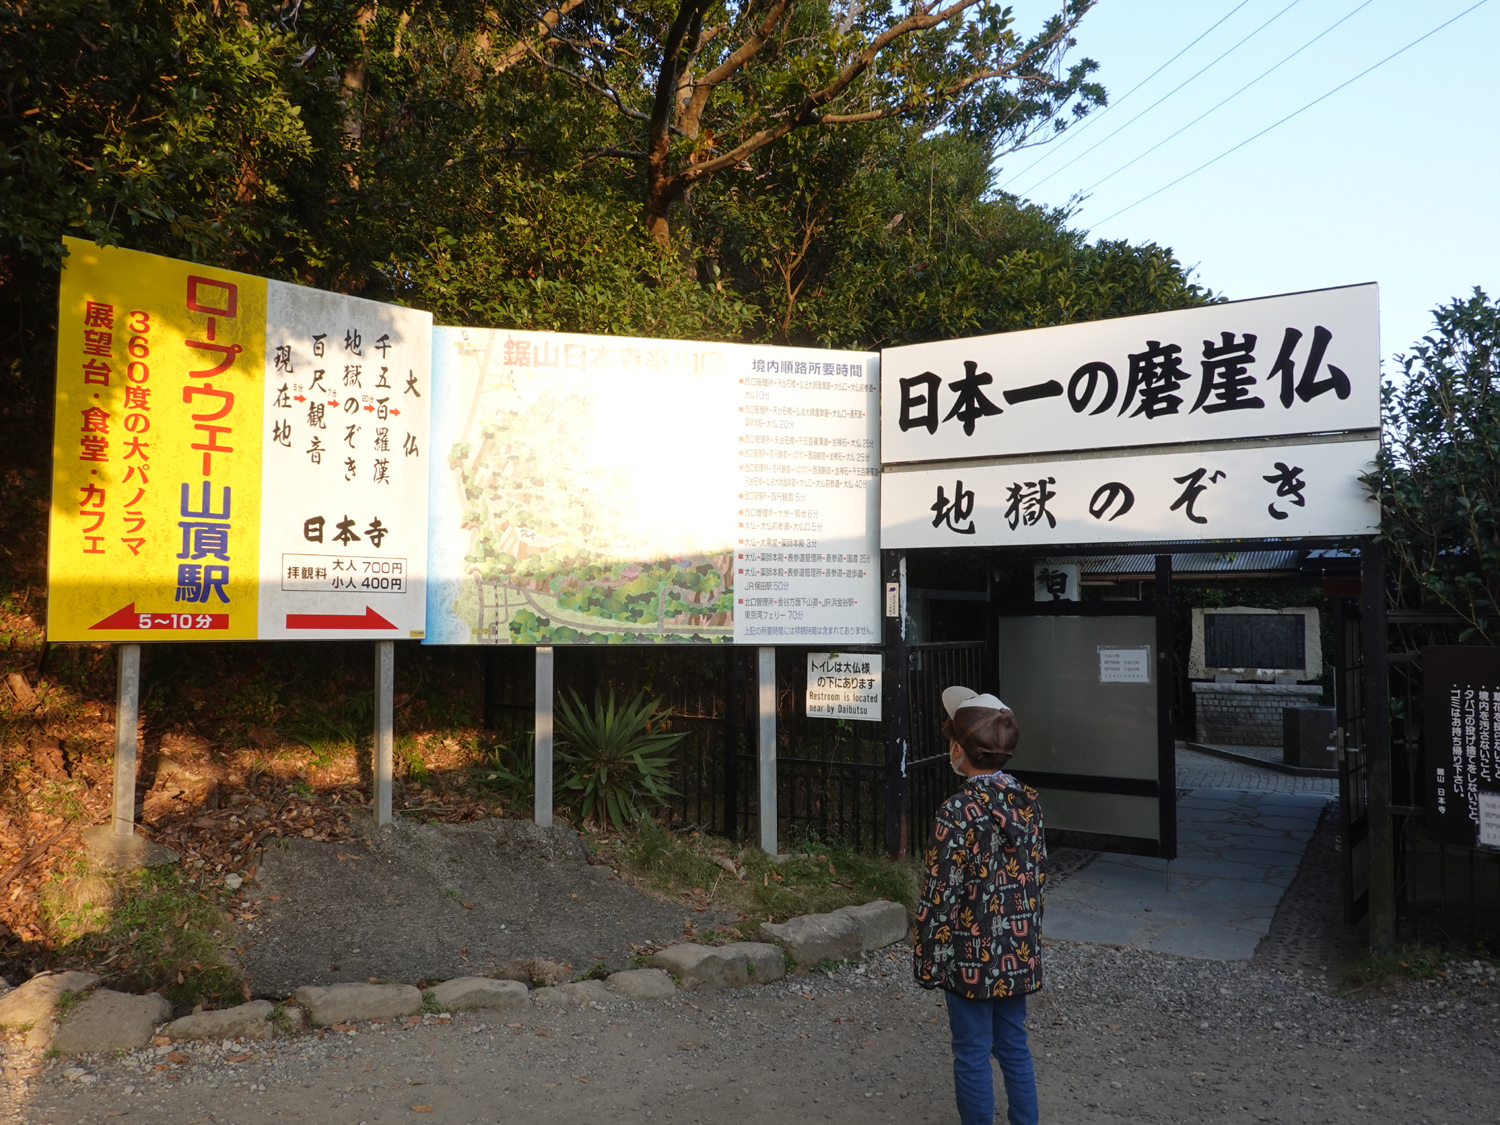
[880,284,1379,465]
[47,238,432,642]
[881,439,1379,548]
[424,327,879,645]
[805,652,882,721]
[1425,646,1500,851]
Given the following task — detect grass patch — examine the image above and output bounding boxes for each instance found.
[44,865,242,1009]
[571,962,610,983]
[604,817,918,937]
[1345,946,1466,991]
[53,987,90,1020]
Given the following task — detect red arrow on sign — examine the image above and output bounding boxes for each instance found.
[284,606,397,631]
[89,604,229,630]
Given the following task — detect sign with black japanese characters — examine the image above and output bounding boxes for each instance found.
[48,238,432,643]
[879,285,1378,465]
[1424,646,1500,851]
[880,439,1378,548]
[805,652,882,721]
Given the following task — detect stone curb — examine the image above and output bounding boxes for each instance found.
[293,983,423,1026]
[162,1000,275,1042]
[10,898,910,1053]
[759,898,909,972]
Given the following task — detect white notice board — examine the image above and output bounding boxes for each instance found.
[805,652,882,721]
[1099,646,1152,684]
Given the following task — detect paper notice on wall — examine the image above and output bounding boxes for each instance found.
[1099,646,1151,684]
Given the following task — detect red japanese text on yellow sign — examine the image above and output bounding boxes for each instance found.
[47,238,266,641]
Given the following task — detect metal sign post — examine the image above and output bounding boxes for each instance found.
[535,646,554,828]
[374,641,394,826]
[758,646,777,855]
[112,643,141,836]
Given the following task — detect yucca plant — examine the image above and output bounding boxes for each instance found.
[555,689,684,831]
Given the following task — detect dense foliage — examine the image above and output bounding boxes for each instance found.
[1369,290,1500,640]
[0,1,1211,361]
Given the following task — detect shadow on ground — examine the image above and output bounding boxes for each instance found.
[241,817,730,996]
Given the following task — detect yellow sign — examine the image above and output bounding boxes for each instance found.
[48,239,435,643]
[49,238,267,641]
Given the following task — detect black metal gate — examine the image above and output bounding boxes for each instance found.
[904,641,987,855]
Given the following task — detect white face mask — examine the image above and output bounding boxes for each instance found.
[949,746,967,777]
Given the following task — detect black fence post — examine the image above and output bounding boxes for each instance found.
[1363,538,1396,953]
[884,549,911,860]
[1155,554,1178,860]
[722,645,740,840]
[482,647,497,731]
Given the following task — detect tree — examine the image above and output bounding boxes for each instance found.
[1369,289,1500,640]
[518,0,1104,243]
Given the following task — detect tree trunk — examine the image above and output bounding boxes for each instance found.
[341,6,379,149]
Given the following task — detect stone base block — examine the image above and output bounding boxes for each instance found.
[164,1000,275,1041]
[758,911,861,971]
[606,969,676,1000]
[424,977,529,1012]
[0,971,100,1031]
[52,990,171,1054]
[833,900,910,951]
[292,983,422,1025]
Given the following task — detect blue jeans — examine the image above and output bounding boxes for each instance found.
[944,991,1039,1125]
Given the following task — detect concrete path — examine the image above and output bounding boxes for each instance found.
[1176,745,1337,795]
[1046,787,1329,959]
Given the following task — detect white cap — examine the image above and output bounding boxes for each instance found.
[942,686,1009,718]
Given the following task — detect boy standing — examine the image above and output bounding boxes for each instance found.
[913,686,1046,1125]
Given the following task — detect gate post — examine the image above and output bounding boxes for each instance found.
[1155,555,1178,860]
[1362,540,1395,953]
[883,550,910,860]
[722,645,740,839]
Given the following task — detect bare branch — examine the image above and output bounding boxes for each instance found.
[489,0,588,74]
[527,47,653,124]
[670,3,1090,189]
[677,0,793,139]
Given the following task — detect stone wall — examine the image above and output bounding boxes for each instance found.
[1191,681,1324,746]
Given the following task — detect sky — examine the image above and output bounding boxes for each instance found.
[998,0,1500,368]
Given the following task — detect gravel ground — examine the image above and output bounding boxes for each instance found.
[9,940,1498,1125]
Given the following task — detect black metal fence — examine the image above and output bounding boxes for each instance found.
[905,642,987,856]
[481,644,890,852]
[1381,622,1500,950]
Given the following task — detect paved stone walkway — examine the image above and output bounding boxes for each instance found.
[1176,745,1338,795]
[1046,787,1329,959]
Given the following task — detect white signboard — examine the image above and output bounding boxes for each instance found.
[735,353,880,644]
[881,439,1379,549]
[424,328,879,645]
[1099,646,1151,684]
[806,652,883,721]
[257,286,431,638]
[880,285,1378,465]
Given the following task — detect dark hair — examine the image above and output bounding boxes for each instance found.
[942,707,1020,769]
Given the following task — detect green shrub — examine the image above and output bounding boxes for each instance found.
[555,690,683,831]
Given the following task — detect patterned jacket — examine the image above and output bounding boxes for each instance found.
[912,772,1046,1000]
